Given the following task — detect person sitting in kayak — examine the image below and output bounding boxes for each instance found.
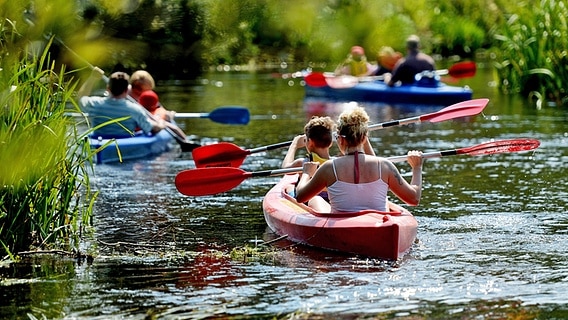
[129,70,177,121]
[281,116,336,169]
[128,69,188,140]
[386,35,435,86]
[281,116,335,205]
[139,90,171,121]
[372,46,402,76]
[334,46,377,77]
[282,115,376,169]
[77,68,165,138]
[295,107,424,213]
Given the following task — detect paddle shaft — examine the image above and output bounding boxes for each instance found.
[388,150,463,163]
[249,141,294,154]
[69,107,248,120]
[240,139,537,173]
[192,98,489,167]
[178,138,540,196]
[242,150,455,175]
[176,112,217,118]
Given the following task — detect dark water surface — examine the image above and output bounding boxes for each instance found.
[1,66,568,319]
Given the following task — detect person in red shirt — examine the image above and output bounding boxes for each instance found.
[138,90,171,121]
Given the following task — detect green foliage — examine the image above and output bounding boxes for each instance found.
[0,2,98,257]
[491,0,568,107]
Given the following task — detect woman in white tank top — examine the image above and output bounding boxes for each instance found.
[295,107,424,213]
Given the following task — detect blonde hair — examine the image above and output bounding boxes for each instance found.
[130,70,155,90]
[304,116,335,148]
[337,107,369,147]
[377,46,402,70]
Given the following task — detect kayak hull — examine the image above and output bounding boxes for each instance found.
[89,129,173,164]
[305,80,472,106]
[262,174,418,260]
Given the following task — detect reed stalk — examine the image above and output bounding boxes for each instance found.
[491,0,568,107]
[0,37,98,258]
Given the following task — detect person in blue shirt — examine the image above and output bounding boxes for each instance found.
[77,68,165,138]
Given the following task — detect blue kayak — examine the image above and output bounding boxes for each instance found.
[305,76,473,106]
[89,129,173,164]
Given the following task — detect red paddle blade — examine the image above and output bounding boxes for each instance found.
[423,98,489,123]
[175,167,249,196]
[458,138,540,156]
[192,142,249,168]
[305,72,328,87]
[448,61,477,78]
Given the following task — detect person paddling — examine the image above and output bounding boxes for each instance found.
[128,70,175,121]
[77,68,166,138]
[281,116,336,169]
[334,46,377,77]
[386,35,436,86]
[295,107,424,213]
[283,115,376,206]
[128,69,188,140]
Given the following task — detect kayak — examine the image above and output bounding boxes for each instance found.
[89,128,173,164]
[262,174,418,260]
[305,77,472,106]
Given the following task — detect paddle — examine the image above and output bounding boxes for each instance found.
[67,106,249,125]
[176,138,540,196]
[306,61,477,88]
[191,98,489,168]
[174,106,250,125]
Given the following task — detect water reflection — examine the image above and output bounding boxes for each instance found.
[2,69,568,319]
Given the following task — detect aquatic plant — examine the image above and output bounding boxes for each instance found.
[491,0,568,108]
[0,36,98,258]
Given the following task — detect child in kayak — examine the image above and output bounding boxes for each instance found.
[138,90,172,121]
[334,46,377,77]
[281,116,336,169]
[295,107,424,213]
[282,115,375,206]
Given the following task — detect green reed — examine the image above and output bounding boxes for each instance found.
[491,0,568,108]
[0,39,98,258]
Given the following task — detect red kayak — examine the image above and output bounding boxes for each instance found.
[262,174,418,260]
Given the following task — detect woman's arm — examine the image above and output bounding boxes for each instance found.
[295,161,330,204]
[385,151,423,206]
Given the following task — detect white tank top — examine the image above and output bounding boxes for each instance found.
[327,158,389,212]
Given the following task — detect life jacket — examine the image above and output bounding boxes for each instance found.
[309,152,329,165]
[349,60,368,76]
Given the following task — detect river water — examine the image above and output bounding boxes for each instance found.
[1,65,567,319]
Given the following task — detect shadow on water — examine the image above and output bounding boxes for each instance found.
[2,66,568,319]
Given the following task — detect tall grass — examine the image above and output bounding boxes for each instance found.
[491,0,568,108]
[0,37,98,258]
